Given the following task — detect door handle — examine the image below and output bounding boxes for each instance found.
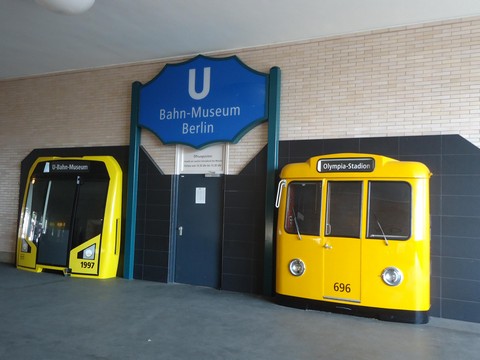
[323,243,332,250]
[178,226,183,236]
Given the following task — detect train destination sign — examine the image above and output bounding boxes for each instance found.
[138,55,268,148]
[317,158,375,173]
[43,161,91,173]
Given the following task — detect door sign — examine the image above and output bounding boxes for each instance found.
[195,187,206,204]
[138,55,268,148]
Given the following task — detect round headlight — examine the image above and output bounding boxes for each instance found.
[289,259,305,276]
[82,244,96,260]
[381,267,403,286]
[21,239,29,253]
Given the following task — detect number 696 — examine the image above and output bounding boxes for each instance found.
[334,282,351,293]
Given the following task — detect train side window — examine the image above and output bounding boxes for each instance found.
[367,181,411,240]
[325,181,362,238]
[20,178,50,247]
[285,182,322,236]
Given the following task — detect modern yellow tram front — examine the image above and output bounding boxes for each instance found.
[16,156,123,279]
[275,153,431,323]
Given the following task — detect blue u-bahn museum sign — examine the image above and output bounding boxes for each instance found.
[138,54,268,148]
[125,54,281,298]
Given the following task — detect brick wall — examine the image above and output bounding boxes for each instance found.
[2,16,480,258]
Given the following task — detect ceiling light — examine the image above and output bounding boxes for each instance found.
[35,0,95,15]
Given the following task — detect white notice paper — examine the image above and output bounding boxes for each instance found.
[195,187,206,204]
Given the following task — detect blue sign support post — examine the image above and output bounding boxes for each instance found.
[264,67,281,296]
[124,81,142,279]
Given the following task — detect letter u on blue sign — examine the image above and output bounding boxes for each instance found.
[189,67,211,100]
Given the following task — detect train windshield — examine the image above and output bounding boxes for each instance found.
[19,176,109,264]
[367,181,411,240]
[285,182,322,236]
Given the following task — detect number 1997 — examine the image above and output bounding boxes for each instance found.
[80,261,94,269]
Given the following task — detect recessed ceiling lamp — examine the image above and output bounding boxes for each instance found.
[35,0,95,15]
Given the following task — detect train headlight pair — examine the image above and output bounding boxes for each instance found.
[382,267,403,286]
[289,259,305,276]
[288,259,402,285]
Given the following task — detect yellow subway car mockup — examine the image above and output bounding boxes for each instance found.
[16,156,122,279]
[275,153,431,323]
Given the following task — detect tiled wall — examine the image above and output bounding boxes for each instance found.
[222,148,267,293]
[3,17,480,261]
[134,147,171,282]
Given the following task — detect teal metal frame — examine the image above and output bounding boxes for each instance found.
[123,64,281,295]
[123,81,141,279]
[263,67,281,295]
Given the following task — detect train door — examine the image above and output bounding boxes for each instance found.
[175,174,223,288]
[322,181,362,303]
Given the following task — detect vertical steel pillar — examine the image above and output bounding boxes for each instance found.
[264,67,281,295]
[123,81,142,279]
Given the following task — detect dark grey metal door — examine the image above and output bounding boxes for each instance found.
[175,174,223,288]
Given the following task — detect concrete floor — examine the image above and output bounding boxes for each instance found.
[1,263,479,360]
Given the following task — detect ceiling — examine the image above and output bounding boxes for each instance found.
[2,0,480,81]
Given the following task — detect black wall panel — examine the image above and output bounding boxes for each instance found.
[134,147,171,282]
[222,148,267,293]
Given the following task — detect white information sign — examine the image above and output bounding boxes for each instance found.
[176,143,228,174]
[195,187,206,204]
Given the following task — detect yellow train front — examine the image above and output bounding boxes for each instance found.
[16,156,123,279]
[275,153,431,323]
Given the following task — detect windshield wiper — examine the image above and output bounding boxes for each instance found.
[375,214,389,246]
[291,206,302,240]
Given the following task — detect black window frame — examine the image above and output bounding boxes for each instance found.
[284,181,322,236]
[366,181,412,241]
